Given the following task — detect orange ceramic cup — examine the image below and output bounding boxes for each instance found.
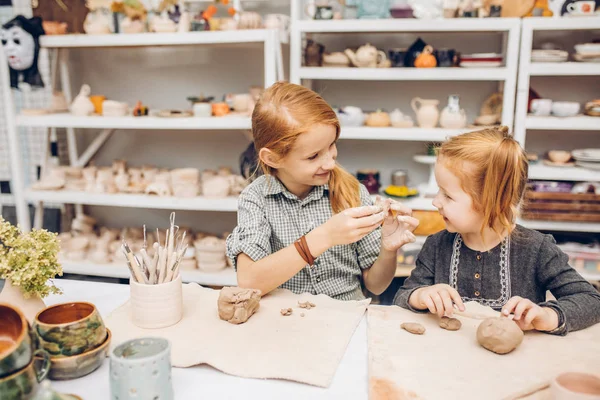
[212,103,230,117]
[90,95,106,115]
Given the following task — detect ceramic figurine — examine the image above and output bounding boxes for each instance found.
[440,95,467,129]
[336,106,365,127]
[411,97,440,128]
[414,46,437,68]
[263,14,290,42]
[133,101,149,116]
[178,11,191,32]
[408,0,444,18]
[526,0,554,16]
[390,109,415,128]
[95,167,117,194]
[203,175,230,198]
[70,84,95,116]
[345,44,391,68]
[84,8,112,34]
[121,17,145,33]
[42,21,68,35]
[83,166,97,192]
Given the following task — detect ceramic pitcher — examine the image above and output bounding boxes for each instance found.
[411,98,440,128]
[440,95,467,129]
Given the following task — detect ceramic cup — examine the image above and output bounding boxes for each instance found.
[192,102,212,117]
[530,99,553,116]
[552,101,580,117]
[436,48,458,67]
[0,349,50,399]
[90,95,106,115]
[48,328,111,380]
[551,372,600,400]
[130,274,183,329]
[306,5,334,20]
[566,1,596,16]
[110,338,173,400]
[33,302,107,358]
[0,304,35,378]
[388,48,407,67]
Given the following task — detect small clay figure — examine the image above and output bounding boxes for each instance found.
[217,287,261,325]
[300,312,305,317]
[439,316,462,331]
[401,322,426,335]
[298,301,316,310]
[280,308,293,316]
[476,317,524,355]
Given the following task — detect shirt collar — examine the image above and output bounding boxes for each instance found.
[263,175,329,203]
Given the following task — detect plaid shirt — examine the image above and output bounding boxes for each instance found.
[226,175,382,300]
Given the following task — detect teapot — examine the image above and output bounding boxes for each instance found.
[345,44,390,68]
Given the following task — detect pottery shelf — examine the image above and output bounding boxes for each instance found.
[522,16,600,31]
[339,127,477,141]
[516,218,600,233]
[60,260,238,286]
[294,18,521,33]
[40,29,287,48]
[297,67,509,81]
[528,165,600,182]
[529,62,600,76]
[25,190,239,212]
[524,116,600,131]
[16,114,252,130]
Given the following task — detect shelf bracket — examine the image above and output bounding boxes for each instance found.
[75,129,115,168]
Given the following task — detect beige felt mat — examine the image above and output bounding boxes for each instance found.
[105,283,370,388]
[367,302,600,400]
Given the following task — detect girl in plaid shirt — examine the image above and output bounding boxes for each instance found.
[226,82,418,300]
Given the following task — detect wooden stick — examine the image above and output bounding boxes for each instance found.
[166,212,176,282]
[158,245,168,284]
[148,242,159,284]
[501,381,550,400]
[140,248,153,280]
[122,242,147,284]
[165,251,177,282]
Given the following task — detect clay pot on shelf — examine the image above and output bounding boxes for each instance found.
[365,110,391,127]
[411,97,440,128]
[414,45,437,68]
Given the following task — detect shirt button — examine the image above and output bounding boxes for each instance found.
[476,254,482,261]
[474,273,481,279]
[316,277,321,283]
[474,291,480,297]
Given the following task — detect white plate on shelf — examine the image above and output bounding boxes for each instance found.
[531,50,569,63]
[460,61,503,68]
[574,53,600,63]
[461,53,503,59]
[574,43,600,55]
[576,161,600,170]
[572,149,600,162]
[413,155,437,164]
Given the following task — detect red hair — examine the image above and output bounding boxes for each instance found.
[252,82,360,213]
[438,126,528,236]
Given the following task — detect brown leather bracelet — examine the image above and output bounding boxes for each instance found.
[294,240,310,265]
[300,235,315,266]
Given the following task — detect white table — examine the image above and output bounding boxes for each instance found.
[46,279,369,400]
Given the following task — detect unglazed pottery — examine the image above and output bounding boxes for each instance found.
[130,275,183,329]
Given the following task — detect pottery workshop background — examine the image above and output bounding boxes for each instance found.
[0,0,598,234]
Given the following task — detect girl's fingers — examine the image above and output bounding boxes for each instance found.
[345,205,381,218]
[354,211,385,228]
[431,292,445,318]
[514,299,532,321]
[524,307,539,327]
[501,296,523,316]
[439,290,455,317]
[423,296,437,315]
[448,288,465,311]
[397,215,420,230]
[389,202,412,216]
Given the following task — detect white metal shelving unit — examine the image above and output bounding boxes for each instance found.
[289,5,522,136]
[514,17,600,234]
[1,28,285,284]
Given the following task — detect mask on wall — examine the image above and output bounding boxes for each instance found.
[1,15,45,89]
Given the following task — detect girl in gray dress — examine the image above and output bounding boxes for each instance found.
[395,126,600,335]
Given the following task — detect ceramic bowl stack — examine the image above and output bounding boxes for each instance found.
[459,53,503,68]
[33,302,111,380]
[572,149,600,171]
[531,49,569,63]
[574,43,600,63]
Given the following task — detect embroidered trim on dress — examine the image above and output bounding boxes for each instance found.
[449,234,511,308]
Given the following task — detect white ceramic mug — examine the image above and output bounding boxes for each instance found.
[530,99,553,116]
[551,372,600,400]
[566,1,596,15]
[130,274,183,329]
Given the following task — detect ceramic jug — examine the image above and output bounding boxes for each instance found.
[440,95,467,129]
[411,98,440,128]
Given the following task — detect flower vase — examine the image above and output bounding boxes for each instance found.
[0,279,46,322]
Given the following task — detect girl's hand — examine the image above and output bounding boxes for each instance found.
[377,197,419,252]
[321,205,385,247]
[410,284,465,317]
[501,296,559,332]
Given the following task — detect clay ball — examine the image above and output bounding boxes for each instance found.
[439,317,462,331]
[476,317,524,355]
